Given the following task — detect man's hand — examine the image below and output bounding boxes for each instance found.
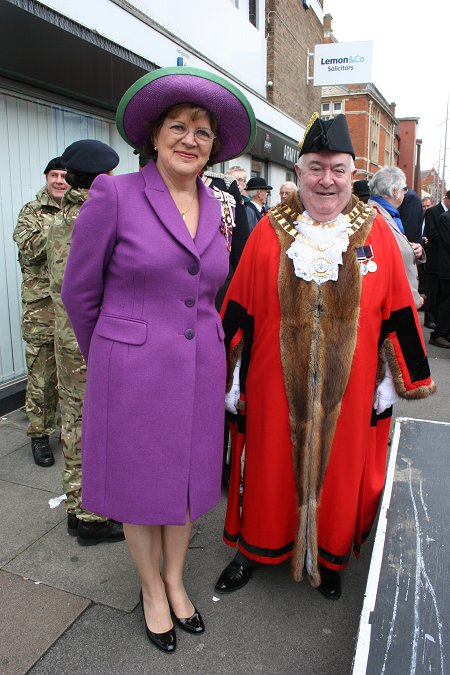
[225,382,240,414]
[411,242,423,259]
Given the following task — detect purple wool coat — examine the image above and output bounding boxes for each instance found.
[61,161,229,525]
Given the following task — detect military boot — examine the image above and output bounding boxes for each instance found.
[31,435,54,467]
[77,520,125,546]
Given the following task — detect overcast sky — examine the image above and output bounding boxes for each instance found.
[322,0,450,175]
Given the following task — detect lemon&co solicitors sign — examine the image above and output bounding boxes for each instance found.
[313,41,372,86]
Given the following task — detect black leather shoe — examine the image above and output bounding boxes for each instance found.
[140,591,176,653]
[429,334,450,349]
[77,519,125,546]
[214,558,253,594]
[31,436,54,467]
[317,564,342,600]
[424,321,436,329]
[67,513,78,536]
[170,605,205,634]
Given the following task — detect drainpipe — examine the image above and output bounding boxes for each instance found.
[367,100,372,176]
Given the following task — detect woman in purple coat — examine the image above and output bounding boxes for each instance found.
[62,67,255,653]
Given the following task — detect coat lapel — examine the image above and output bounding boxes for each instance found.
[195,178,223,257]
[142,161,199,258]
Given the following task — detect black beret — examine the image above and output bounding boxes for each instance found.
[299,113,355,160]
[43,157,65,174]
[61,140,120,174]
[246,177,272,191]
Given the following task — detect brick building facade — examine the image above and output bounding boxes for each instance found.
[421,167,444,202]
[320,83,398,180]
[397,118,420,191]
[266,0,323,125]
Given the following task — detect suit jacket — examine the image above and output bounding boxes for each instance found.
[436,210,450,279]
[398,189,423,243]
[424,202,445,273]
[369,199,423,307]
[245,200,264,232]
[61,161,229,525]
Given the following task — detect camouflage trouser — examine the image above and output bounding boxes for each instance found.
[25,341,58,437]
[55,337,106,523]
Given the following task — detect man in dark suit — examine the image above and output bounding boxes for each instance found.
[245,177,272,231]
[429,209,450,348]
[398,188,423,244]
[202,169,250,309]
[423,190,450,328]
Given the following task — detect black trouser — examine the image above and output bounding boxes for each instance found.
[434,278,450,337]
[424,272,439,323]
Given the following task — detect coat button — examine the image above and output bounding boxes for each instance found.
[188,263,199,275]
[185,329,195,340]
[185,297,195,307]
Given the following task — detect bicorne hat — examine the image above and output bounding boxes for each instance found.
[116,66,256,164]
[298,113,355,159]
[61,140,120,174]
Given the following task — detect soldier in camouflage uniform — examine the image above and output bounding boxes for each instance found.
[47,139,124,545]
[13,158,68,467]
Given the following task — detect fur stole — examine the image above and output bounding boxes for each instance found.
[268,193,375,585]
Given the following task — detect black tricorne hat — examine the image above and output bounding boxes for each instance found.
[61,140,120,174]
[246,177,272,191]
[298,113,355,160]
[43,157,65,174]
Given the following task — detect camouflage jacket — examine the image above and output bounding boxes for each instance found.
[47,187,89,346]
[13,186,62,341]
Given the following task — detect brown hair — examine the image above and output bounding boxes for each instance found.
[143,104,221,166]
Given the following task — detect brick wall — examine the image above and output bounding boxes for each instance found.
[397,119,418,188]
[266,0,323,127]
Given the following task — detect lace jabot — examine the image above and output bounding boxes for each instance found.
[286,211,350,284]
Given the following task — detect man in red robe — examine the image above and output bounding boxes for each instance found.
[215,113,435,600]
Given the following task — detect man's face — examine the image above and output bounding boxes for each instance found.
[422,198,432,213]
[280,184,295,201]
[444,195,450,210]
[229,170,247,194]
[46,170,68,204]
[295,151,354,222]
[255,188,270,207]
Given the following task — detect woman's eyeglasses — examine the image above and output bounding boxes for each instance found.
[164,122,216,143]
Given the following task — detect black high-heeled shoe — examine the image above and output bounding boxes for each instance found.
[170,605,205,634]
[139,591,176,653]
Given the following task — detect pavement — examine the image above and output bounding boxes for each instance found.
[1,324,448,675]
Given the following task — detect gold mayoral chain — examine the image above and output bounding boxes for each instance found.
[270,200,375,284]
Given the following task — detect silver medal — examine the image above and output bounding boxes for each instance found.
[360,261,368,276]
[367,260,377,272]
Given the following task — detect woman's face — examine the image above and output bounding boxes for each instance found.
[389,185,406,210]
[154,106,215,181]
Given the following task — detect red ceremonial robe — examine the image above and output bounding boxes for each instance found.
[221,195,435,586]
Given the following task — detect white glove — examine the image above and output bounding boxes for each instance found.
[374,361,400,414]
[225,358,241,414]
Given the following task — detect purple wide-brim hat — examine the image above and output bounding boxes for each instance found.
[116,66,256,164]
